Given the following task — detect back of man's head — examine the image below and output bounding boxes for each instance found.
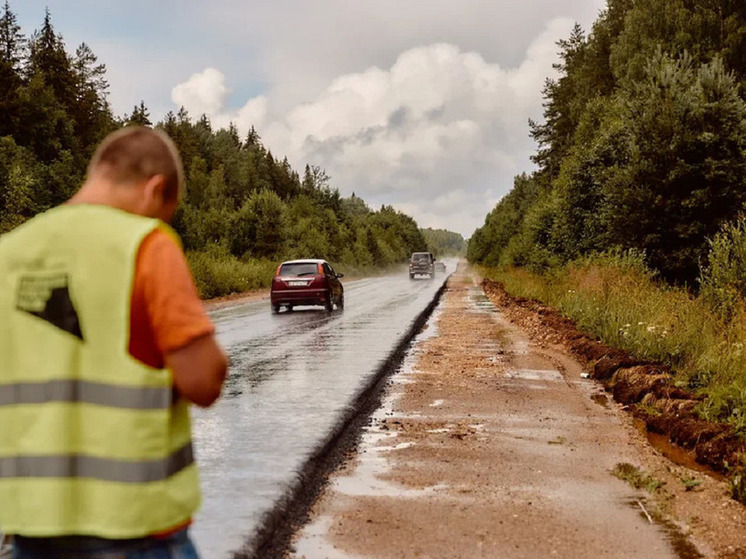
[88,126,184,201]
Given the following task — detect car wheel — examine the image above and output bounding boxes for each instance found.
[409,273,415,279]
[272,303,280,314]
[337,294,344,311]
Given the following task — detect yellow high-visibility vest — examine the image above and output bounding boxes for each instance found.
[0,204,200,538]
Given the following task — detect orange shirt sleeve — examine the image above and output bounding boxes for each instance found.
[129,229,215,369]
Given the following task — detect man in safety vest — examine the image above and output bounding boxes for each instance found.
[0,126,228,558]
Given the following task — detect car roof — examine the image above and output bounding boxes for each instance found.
[280,259,328,265]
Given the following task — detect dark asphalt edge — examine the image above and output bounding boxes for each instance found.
[233,274,452,559]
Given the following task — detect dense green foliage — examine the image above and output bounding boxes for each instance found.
[469,0,746,285]
[0,4,433,297]
[484,250,746,431]
[470,1,746,430]
[700,218,746,320]
[421,227,465,256]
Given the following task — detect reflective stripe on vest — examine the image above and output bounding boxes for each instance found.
[0,443,193,483]
[0,380,172,409]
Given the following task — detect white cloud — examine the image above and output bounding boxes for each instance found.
[172,69,269,132]
[172,68,230,117]
[195,0,606,112]
[171,17,575,236]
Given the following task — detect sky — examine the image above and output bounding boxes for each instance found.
[15,1,608,237]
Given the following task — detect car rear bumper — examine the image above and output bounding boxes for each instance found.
[271,288,329,306]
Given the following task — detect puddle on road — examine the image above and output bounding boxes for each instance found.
[292,514,356,559]
[331,405,444,500]
[625,498,704,559]
[591,393,610,408]
[328,304,448,501]
[505,368,563,381]
[468,288,497,315]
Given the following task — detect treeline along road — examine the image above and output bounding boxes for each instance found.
[0,4,465,301]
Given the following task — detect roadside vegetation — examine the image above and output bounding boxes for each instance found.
[470,1,746,432]
[420,228,466,257]
[612,463,664,494]
[481,243,746,431]
[0,4,452,298]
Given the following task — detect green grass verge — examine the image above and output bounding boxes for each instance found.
[187,249,407,300]
[480,252,746,432]
[612,463,664,493]
[187,250,278,300]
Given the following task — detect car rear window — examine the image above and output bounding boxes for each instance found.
[279,263,319,277]
[412,253,431,261]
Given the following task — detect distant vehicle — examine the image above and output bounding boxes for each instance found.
[271,259,344,313]
[435,261,446,274]
[409,252,435,279]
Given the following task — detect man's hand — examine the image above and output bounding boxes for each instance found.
[166,334,228,407]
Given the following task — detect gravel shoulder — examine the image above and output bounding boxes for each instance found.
[289,264,746,558]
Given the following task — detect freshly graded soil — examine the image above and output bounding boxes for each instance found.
[291,265,746,558]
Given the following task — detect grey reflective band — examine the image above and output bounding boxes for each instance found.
[0,380,171,410]
[0,443,194,483]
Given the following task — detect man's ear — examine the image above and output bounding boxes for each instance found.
[143,174,167,204]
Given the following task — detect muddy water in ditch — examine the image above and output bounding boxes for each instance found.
[630,419,726,481]
[189,268,451,558]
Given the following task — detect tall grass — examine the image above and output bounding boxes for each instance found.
[483,251,746,431]
[187,246,408,300]
[187,250,277,299]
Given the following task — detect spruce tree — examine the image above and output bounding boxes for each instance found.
[127,100,152,126]
[0,1,24,137]
[0,1,24,71]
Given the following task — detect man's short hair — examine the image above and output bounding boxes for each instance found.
[88,126,185,201]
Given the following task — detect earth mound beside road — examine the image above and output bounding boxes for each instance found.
[480,279,744,480]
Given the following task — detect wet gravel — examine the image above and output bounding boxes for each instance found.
[189,269,449,558]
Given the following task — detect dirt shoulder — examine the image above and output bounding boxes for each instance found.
[291,265,746,558]
[203,288,268,311]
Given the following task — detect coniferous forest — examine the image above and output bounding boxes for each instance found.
[469,1,746,435]
[468,0,746,286]
[0,3,446,297]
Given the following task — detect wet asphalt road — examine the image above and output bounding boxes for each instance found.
[190,265,451,558]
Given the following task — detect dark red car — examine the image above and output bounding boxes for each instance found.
[270,259,344,313]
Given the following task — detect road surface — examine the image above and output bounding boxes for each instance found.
[190,266,450,557]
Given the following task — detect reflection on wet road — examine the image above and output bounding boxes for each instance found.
[190,267,450,558]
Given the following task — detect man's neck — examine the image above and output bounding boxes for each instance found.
[68,181,136,214]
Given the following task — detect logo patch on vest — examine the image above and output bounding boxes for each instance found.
[16,273,83,340]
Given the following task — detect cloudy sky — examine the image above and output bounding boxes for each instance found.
[16,1,607,237]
